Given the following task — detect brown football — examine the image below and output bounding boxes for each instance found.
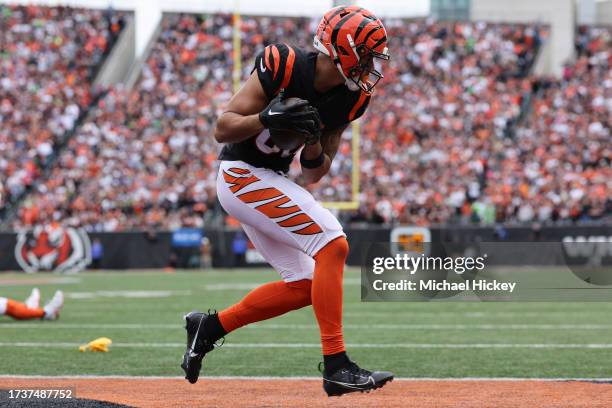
[268,97,308,150]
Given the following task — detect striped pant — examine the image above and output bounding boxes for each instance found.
[217,160,345,282]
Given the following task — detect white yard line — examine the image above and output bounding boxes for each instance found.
[2,323,612,330]
[2,341,612,349]
[0,374,610,382]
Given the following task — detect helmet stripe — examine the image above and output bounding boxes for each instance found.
[354,16,376,42]
[361,26,382,45]
[330,11,362,46]
[371,36,387,51]
[325,6,348,23]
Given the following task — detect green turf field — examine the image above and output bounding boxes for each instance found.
[1,269,612,378]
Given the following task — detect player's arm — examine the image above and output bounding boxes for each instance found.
[214,74,319,144]
[216,44,318,144]
[214,72,268,144]
[301,124,348,185]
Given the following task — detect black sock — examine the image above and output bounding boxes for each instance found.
[203,313,227,343]
[323,351,350,376]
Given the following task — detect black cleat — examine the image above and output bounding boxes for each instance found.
[321,361,394,397]
[181,311,219,384]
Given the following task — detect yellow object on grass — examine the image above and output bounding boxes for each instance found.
[79,337,112,352]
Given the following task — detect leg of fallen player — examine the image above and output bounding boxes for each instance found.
[0,289,64,320]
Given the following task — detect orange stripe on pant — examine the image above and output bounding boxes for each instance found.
[237,188,284,204]
[277,213,316,227]
[226,174,323,235]
[256,196,300,219]
[293,222,323,235]
[218,279,312,333]
[228,167,251,175]
[223,170,260,194]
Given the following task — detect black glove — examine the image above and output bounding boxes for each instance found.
[259,92,322,141]
[302,130,320,145]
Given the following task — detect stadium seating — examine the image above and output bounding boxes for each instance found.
[0,5,125,220]
[498,26,611,223]
[14,14,312,230]
[7,12,610,230]
[318,20,547,225]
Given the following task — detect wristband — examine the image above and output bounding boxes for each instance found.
[300,150,325,169]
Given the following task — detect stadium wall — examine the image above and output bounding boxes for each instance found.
[577,0,612,25]
[1,225,610,271]
[597,0,612,25]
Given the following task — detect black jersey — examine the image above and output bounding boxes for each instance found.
[218,43,371,173]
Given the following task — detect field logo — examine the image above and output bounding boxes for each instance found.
[390,226,431,257]
[15,225,92,273]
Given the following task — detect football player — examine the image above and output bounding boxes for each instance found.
[0,288,64,320]
[182,6,393,396]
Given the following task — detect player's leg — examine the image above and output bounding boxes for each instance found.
[182,162,333,383]
[217,224,313,333]
[216,163,347,350]
[25,288,40,309]
[184,162,392,391]
[0,291,63,320]
[1,296,44,320]
[181,224,314,384]
[311,236,349,367]
[217,162,393,394]
[218,164,350,365]
[311,238,393,396]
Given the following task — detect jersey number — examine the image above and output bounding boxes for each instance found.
[255,130,294,158]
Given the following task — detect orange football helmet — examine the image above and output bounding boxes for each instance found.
[313,5,389,94]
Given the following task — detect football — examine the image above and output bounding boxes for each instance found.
[268,97,308,150]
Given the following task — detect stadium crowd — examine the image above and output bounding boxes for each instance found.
[0,5,124,217]
[495,26,611,224]
[16,14,312,231]
[6,9,610,230]
[318,20,546,225]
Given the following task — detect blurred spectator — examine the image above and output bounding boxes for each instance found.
[200,236,212,269]
[12,13,310,231]
[493,26,611,224]
[0,5,125,211]
[320,19,550,226]
[232,230,248,267]
[91,238,104,269]
[7,15,609,229]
